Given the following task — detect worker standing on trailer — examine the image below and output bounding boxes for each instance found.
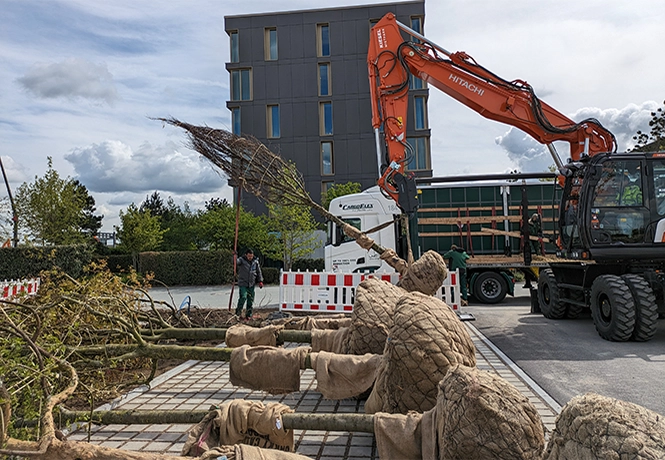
[235,248,263,320]
[444,244,470,306]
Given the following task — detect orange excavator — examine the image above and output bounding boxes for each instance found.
[367,13,665,342]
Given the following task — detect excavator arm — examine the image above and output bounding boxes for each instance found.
[368,13,616,213]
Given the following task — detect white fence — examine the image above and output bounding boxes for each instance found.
[279,270,461,313]
[1,278,40,300]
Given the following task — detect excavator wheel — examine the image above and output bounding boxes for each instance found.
[537,269,566,319]
[590,275,635,342]
[621,274,658,342]
[565,291,586,319]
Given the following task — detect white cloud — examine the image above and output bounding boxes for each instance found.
[494,102,660,172]
[65,140,225,193]
[17,58,118,104]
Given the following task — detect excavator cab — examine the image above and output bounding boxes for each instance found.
[558,152,665,261]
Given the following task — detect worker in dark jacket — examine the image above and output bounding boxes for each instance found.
[235,248,263,319]
[443,244,470,306]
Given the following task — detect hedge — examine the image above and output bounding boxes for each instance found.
[0,246,322,286]
[0,245,94,279]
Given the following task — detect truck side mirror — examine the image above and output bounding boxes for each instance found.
[334,224,345,247]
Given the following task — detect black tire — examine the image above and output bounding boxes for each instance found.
[590,275,635,342]
[538,269,566,319]
[565,291,586,319]
[621,274,658,342]
[473,271,507,304]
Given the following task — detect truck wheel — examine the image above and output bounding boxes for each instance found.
[537,269,566,319]
[565,291,586,319]
[473,272,507,304]
[621,274,658,342]
[590,275,635,342]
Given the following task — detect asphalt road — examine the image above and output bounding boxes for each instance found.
[466,288,665,416]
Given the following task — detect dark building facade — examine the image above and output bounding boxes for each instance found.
[224,1,430,214]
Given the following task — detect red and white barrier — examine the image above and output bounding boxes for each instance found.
[1,278,40,300]
[279,270,460,313]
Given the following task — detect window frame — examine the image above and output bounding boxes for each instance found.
[231,107,241,135]
[318,62,331,96]
[319,101,333,136]
[229,30,239,63]
[264,27,278,61]
[230,68,252,101]
[405,136,430,171]
[317,23,330,57]
[321,141,334,176]
[414,95,428,130]
[267,104,280,138]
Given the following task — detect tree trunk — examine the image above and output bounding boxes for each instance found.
[55,408,375,433]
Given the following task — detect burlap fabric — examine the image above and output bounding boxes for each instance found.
[267,315,351,330]
[200,445,313,459]
[311,327,350,354]
[346,277,406,355]
[230,345,309,394]
[544,392,665,459]
[310,351,381,400]
[397,250,448,296]
[226,324,284,348]
[373,408,438,460]
[181,400,294,456]
[365,292,476,414]
[437,365,545,459]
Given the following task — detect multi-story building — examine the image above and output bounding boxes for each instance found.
[224,1,430,215]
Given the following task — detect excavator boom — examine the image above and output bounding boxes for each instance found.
[368,13,616,212]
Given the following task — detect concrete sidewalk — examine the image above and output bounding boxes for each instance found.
[70,320,560,458]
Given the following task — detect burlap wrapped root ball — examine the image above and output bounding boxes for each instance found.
[397,250,448,296]
[346,277,407,355]
[365,291,476,414]
[437,364,545,460]
[544,392,665,460]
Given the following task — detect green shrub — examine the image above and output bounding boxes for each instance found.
[262,267,279,285]
[292,258,324,271]
[0,245,94,279]
[139,250,234,286]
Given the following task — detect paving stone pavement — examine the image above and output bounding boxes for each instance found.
[68,321,561,458]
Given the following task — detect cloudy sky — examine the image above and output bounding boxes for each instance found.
[1,0,663,233]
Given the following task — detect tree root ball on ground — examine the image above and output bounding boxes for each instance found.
[365,292,476,414]
[397,250,448,296]
[346,277,407,355]
[544,392,665,460]
[437,365,545,460]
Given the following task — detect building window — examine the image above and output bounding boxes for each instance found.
[406,137,430,171]
[322,180,334,197]
[267,105,280,138]
[318,63,331,96]
[317,24,330,57]
[414,96,427,130]
[320,102,333,135]
[409,73,424,90]
[230,31,239,63]
[265,27,277,60]
[410,16,423,35]
[231,107,241,135]
[321,141,334,175]
[408,17,424,90]
[230,69,251,101]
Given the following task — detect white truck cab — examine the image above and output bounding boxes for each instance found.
[324,186,401,272]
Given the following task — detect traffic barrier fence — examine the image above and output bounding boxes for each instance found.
[279,270,460,313]
[1,278,41,300]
